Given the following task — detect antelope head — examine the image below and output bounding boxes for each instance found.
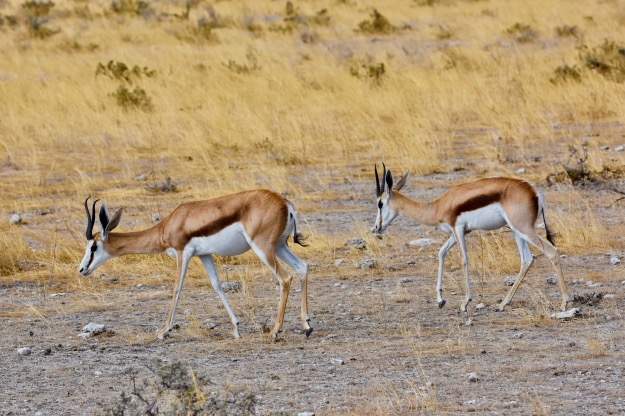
[78,197,122,276]
[373,164,408,234]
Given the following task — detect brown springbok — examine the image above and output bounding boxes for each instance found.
[78,190,311,340]
[373,164,568,312]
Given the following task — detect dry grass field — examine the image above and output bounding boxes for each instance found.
[1,0,625,414]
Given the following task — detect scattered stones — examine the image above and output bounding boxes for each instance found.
[9,214,22,225]
[503,276,516,286]
[78,323,108,339]
[298,412,315,416]
[551,308,581,319]
[151,214,160,223]
[406,260,416,265]
[512,333,523,339]
[546,276,557,285]
[586,280,601,287]
[346,238,366,249]
[516,168,526,174]
[399,278,414,284]
[615,145,625,152]
[465,319,472,326]
[17,347,31,356]
[357,258,376,269]
[222,281,242,292]
[467,372,479,382]
[330,358,345,365]
[609,256,621,265]
[475,303,485,310]
[334,259,344,267]
[408,238,434,247]
[600,145,610,151]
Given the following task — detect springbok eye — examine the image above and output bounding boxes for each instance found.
[378,201,383,209]
[90,243,98,253]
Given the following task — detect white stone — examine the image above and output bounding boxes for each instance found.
[17,347,31,356]
[551,308,581,319]
[82,323,107,335]
[503,276,516,286]
[609,256,621,265]
[408,238,435,247]
[615,145,625,152]
[516,168,526,174]
[334,259,344,267]
[467,372,479,382]
[9,214,22,225]
[346,238,366,249]
[475,303,486,310]
[330,358,345,365]
[298,413,315,416]
[465,319,472,326]
[600,145,610,151]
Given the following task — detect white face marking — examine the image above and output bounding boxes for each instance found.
[374,195,397,233]
[455,203,507,231]
[78,240,112,276]
[187,222,251,257]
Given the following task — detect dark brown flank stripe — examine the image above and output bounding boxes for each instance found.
[449,191,501,226]
[188,209,242,239]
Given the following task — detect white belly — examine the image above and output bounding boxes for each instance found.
[187,222,251,256]
[455,203,507,231]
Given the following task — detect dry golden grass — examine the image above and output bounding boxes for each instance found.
[2,0,625,413]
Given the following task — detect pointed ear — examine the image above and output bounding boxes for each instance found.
[385,169,394,196]
[99,204,110,236]
[375,164,381,197]
[394,170,409,191]
[106,208,123,233]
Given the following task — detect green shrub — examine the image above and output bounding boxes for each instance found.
[357,9,396,34]
[112,85,153,111]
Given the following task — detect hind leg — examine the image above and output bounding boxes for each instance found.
[276,244,312,337]
[497,231,534,311]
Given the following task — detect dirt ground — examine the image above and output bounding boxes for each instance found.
[2,164,625,415]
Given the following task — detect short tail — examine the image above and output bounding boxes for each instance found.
[290,212,308,247]
[542,207,556,246]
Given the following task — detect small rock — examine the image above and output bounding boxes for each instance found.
[222,281,242,293]
[551,308,581,319]
[475,303,485,310]
[512,333,523,339]
[81,323,107,336]
[399,278,414,284]
[465,319,472,326]
[610,256,621,265]
[615,145,625,152]
[357,258,376,269]
[600,145,610,151]
[17,347,31,356]
[408,238,434,247]
[406,260,416,265]
[546,276,557,285]
[467,372,479,382]
[503,276,516,286]
[334,259,344,267]
[94,371,103,376]
[9,214,22,225]
[516,168,526,174]
[151,214,160,222]
[330,358,345,365]
[298,413,315,416]
[346,238,366,249]
[465,399,476,405]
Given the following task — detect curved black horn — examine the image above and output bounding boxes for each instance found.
[375,164,381,197]
[84,197,100,240]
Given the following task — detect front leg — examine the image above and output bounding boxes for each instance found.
[156,249,191,339]
[436,235,457,308]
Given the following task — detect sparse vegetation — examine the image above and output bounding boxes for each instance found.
[1,0,625,414]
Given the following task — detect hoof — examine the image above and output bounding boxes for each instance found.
[438,299,446,309]
[305,327,313,338]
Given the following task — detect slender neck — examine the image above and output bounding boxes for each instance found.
[103,225,165,256]
[392,191,438,226]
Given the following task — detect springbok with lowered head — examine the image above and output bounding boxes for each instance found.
[78,190,311,340]
[373,164,568,312]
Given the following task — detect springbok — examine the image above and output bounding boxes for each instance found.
[373,164,568,312]
[78,190,312,340]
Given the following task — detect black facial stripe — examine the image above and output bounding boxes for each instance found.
[86,252,94,270]
[90,243,98,252]
[378,201,383,209]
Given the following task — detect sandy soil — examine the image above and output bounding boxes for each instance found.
[2,169,625,415]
